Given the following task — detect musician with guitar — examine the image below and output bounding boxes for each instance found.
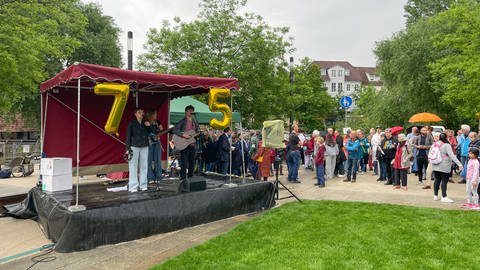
[172,105,200,192]
[146,110,164,184]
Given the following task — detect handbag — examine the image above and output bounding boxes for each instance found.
[256,156,264,163]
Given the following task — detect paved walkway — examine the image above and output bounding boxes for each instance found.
[0,167,470,269]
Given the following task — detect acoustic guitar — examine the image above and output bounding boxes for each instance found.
[172,130,199,151]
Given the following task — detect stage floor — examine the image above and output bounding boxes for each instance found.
[48,175,253,210]
[6,174,274,252]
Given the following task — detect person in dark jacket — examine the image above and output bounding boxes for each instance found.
[205,133,218,172]
[126,108,149,193]
[172,105,200,192]
[381,128,398,185]
[217,127,232,174]
[334,130,345,177]
[231,132,243,176]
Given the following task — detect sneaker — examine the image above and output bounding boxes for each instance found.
[469,204,480,210]
[141,187,148,191]
[393,185,401,189]
[360,172,364,175]
[416,181,423,185]
[422,185,431,189]
[338,174,345,178]
[441,197,454,203]
[433,195,439,201]
[129,189,138,193]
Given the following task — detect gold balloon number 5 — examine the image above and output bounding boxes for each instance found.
[208,88,232,130]
[94,83,130,136]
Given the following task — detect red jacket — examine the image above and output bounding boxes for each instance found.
[305,138,315,155]
[315,145,325,165]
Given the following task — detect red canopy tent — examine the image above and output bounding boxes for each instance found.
[40,62,239,176]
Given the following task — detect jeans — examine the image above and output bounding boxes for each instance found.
[180,145,195,180]
[373,161,378,175]
[411,148,418,172]
[248,159,259,180]
[287,150,301,181]
[147,142,162,182]
[205,162,216,172]
[219,161,229,175]
[347,158,358,180]
[129,146,148,192]
[316,165,325,186]
[417,156,429,182]
[379,159,387,180]
[461,156,468,181]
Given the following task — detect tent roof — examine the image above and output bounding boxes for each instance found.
[40,63,239,98]
[170,96,241,124]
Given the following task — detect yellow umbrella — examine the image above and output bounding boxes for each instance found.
[408,112,442,123]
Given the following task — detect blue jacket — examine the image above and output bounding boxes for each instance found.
[358,137,370,156]
[346,139,360,160]
[459,134,471,157]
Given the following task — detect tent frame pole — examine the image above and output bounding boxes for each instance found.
[69,79,86,212]
[224,90,237,188]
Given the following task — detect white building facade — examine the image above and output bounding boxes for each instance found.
[313,61,383,107]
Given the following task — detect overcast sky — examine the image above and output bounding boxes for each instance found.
[84,0,407,68]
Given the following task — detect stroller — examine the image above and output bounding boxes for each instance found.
[0,155,35,178]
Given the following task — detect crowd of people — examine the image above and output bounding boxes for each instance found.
[124,106,480,209]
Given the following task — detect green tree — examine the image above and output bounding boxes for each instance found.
[404,0,455,25]
[429,2,480,126]
[67,2,122,67]
[0,0,86,125]
[138,0,294,128]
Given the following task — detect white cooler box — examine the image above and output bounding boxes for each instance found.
[41,158,73,192]
[42,174,72,192]
[41,158,72,176]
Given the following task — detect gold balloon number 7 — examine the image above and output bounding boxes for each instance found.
[208,88,232,130]
[94,83,130,137]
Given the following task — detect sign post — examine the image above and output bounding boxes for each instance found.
[339,96,353,128]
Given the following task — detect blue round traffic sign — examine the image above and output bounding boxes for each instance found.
[340,96,353,109]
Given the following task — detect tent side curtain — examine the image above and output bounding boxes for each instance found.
[169,96,241,124]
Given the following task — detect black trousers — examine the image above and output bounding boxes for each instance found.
[417,156,428,182]
[433,171,449,198]
[394,169,408,186]
[180,145,196,180]
[384,157,394,182]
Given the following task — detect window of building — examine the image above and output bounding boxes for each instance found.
[331,82,336,92]
[345,69,350,76]
[331,70,336,77]
[320,68,326,75]
[354,84,359,91]
[346,84,351,92]
[338,82,343,91]
[338,70,343,77]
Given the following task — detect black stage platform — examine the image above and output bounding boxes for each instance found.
[5,174,275,252]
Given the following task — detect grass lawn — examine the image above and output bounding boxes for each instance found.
[152,201,479,270]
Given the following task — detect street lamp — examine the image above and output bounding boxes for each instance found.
[127,31,133,70]
[289,57,294,132]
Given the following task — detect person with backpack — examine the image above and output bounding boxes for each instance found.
[324,134,339,180]
[431,133,463,203]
